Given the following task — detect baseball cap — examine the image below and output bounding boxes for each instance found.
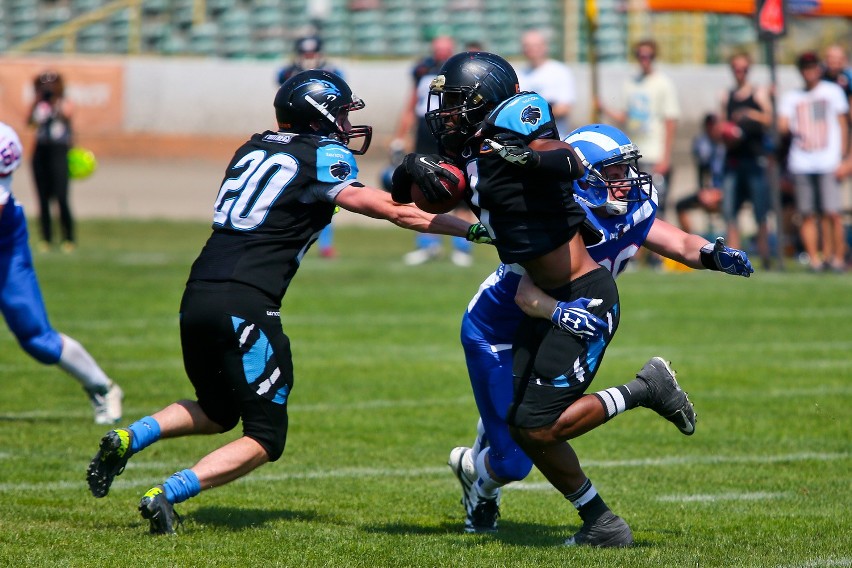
[295,36,322,55]
[796,51,820,69]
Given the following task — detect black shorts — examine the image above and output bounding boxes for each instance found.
[179,281,293,461]
[507,267,620,429]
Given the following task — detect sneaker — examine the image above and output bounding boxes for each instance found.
[90,383,123,425]
[87,428,134,498]
[450,250,473,267]
[636,357,696,436]
[563,511,633,547]
[448,446,500,533]
[139,485,181,535]
[403,245,441,266]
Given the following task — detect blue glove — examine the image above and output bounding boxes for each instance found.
[551,298,607,339]
[700,237,754,277]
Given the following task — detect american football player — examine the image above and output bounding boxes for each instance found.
[449,122,753,543]
[391,51,699,547]
[0,121,123,424]
[86,70,493,535]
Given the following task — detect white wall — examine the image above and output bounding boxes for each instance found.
[122,57,806,140]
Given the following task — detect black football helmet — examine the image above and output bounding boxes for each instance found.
[274,69,372,154]
[425,51,519,153]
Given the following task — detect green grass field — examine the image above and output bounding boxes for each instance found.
[1,220,849,567]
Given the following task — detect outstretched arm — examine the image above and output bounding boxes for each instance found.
[644,219,753,277]
[515,273,607,339]
[334,182,489,242]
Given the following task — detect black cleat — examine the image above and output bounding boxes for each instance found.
[139,485,181,535]
[563,511,634,547]
[86,429,133,498]
[636,357,697,436]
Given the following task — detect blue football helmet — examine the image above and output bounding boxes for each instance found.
[564,124,653,215]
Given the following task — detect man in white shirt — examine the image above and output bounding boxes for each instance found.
[518,29,576,137]
[778,51,851,273]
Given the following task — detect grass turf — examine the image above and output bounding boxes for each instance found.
[0,220,849,567]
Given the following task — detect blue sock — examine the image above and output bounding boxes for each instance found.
[162,469,201,504]
[451,236,471,253]
[128,416,161,453]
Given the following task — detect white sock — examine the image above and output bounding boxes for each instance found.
[56,333,111,394]
[471,417,487,456]
[474,448,503,498]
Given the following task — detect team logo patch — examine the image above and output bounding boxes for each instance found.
[329,160,351,180]
[520,105,542,125]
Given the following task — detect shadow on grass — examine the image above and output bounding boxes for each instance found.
[189,506,320,531]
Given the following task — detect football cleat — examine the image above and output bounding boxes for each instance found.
[563,511,634,547]
[86,428,133,498]
[636,357,696,436]
[139,485,181,535]
[448,446,500,533]
[90,382,123,425]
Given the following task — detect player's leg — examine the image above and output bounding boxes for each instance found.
[137,286,292,534]
[0,221,119,422]
[454,313,533,532]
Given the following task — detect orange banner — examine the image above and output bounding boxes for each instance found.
[0,57,124,150]
[647,0,852,16]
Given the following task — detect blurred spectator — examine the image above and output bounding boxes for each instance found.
[599,39,679,217]
[718,53,773,269]
[675,113,724,234]
[277,35,343,259]
[778,51,851,273]
[822,44,852,112]
[518,29,576,136]
[27,70,75,253]
[392,35,475,267]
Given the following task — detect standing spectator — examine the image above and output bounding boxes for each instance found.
[674,113,725,234]
[392,35,476,267]
[0,121,123,424]
[719,53,773,269]
[277,35,343,259]
[599,39,679,216]
[27,71,75,253]
[778,51,851,272]
[518,29,576,136]
[822,44,852,113]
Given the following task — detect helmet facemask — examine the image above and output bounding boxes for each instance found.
[575,145,653,215]
[425,78,490,154]
[305,92,372,155]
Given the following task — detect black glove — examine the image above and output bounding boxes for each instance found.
[402,153,458,202]
[481,132,541,169]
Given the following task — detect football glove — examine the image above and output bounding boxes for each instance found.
[402,153,458,202]
[551,298,607,339]
[700,237,754,277]
[466,222,493,245]
[482,132,540,168]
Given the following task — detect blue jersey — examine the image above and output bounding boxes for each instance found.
[466,192,658,344]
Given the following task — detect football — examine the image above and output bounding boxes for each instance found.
[411,162,467,214]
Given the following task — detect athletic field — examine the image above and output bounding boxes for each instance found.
[1,221,849,567]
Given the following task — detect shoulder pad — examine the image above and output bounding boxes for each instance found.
[316,140,359,183]
[482,93,556,140]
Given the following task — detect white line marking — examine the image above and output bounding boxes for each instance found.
[0,452,847,493]
[655,491,787,503]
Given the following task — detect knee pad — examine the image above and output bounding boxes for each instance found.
[486,447,533,483]
[20,330,63,365]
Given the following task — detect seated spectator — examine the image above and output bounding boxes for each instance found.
[675,113,725,234]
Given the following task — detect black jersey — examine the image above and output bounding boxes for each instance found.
[187,130,359,301]
[460,93,586,264]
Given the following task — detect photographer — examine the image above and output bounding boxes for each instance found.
[27,70,75,252]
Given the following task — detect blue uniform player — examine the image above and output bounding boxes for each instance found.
[449,123,753,541]
[393,52,700,547]
[0,121,122,424]
[86,70,491,535]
